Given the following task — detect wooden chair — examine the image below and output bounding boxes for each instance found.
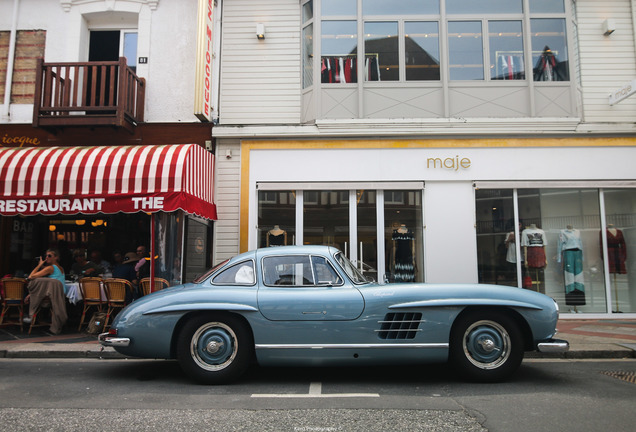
[28,295,52,335]
[0,278,27,332]
[77,277,105,331]
[103,278,132,329]
[139,277,169,296]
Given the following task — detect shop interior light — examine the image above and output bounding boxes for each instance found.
[75,219,86,226]
[49,224,56,232]
[91,219,104,227]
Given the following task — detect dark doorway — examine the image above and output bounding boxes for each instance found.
[87,31,120,110]
[89,31,120,61]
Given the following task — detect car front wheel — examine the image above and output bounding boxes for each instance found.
[450,311,524,382]
[176,314,252,384]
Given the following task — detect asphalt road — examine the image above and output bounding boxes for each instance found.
[0,358,634,432]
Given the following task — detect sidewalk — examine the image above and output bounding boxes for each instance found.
[1,319,635,360]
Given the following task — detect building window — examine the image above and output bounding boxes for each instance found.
[448,21,484,81]
[315,0,570,84]
[531,19,569,81]
[489,21,525,80]
[405,21,440,81]
[302,1,314,89]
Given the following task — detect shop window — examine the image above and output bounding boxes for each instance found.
[384,190,423,283]
[258,190,296,248]
[405,22,440,81]
[321,20,358,84]
[476,188,609,314]
[475,189,517,287]
[529,0,565,13]
[314,0,570,85]
[303,1,314,89]
[322,0,356,16]
[448,21,484,81]
[363,0,438,15]
[364,22,399,82]
[446,0,521,14]
[531,19,569,82]
[304,189,349,250]
[603,189,636,313]
[489,21,525,80]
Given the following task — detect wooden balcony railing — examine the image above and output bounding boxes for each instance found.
[33,57,145,132]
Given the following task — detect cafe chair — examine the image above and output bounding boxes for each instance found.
[0,278,27,332]
[139,277,169,296]
[103,278,132,329]
[77,277,105,331]
[28,295,52,335]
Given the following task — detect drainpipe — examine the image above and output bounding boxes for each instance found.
[2,0,20,121]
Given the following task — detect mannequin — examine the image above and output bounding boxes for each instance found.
[267,225,287,247]
[558,225,585,308]
[601,223,627,312]
[392,224,415,282]
[521,223,547,292]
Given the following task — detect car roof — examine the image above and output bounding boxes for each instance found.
[228,245,341,265]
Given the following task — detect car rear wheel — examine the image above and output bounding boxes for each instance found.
[450,311,524,382]
[176,314,252,384]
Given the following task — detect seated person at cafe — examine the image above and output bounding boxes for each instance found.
[23,249,68,335]
[113,252,140,300]
[91,249,112,277]
[70,249,104,279]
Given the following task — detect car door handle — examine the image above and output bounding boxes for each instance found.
[302,311,326,315]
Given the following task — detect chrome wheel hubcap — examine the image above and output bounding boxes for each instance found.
[462,320,510,370]
[190,322,238,371]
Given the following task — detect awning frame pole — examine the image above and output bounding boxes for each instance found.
[150,213,156,292]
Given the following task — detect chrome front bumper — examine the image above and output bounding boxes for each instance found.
[537,338,569,353]
[98,332,130,347]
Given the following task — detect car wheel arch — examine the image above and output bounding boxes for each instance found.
[170,310,256,360]
[451,306,533,352]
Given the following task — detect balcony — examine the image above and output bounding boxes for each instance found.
[33,57,145,133]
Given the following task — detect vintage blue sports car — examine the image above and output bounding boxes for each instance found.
[99,245,568,384]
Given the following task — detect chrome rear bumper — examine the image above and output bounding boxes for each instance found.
[98,332,130,347]
[537,338,569,353]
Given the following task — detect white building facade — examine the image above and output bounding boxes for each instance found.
[212,0,636,318]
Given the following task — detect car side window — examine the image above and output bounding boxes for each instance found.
[263,255,315,286]
[312,256,343,285]
[211,261,255,285]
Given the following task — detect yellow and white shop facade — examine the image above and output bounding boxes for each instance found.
[232,136,636,318]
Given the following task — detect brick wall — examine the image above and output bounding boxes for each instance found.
[0,30,46,104]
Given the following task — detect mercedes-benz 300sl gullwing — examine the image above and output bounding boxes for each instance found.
[100,245,568,384]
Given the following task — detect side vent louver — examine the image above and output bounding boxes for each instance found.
[377,312,423,340]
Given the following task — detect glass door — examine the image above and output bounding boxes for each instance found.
[303,190,350,253]
[356,190,378,282]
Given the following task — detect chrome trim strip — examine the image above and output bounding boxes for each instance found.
[537,339,569,353]
[374,329,422,332]
[377,320,424,324]
[255,343,448,350]
[98,333,130,347]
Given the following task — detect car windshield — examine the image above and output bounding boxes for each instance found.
[334,252,369,284]
[193,259,229,283]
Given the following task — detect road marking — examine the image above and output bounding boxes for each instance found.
[251,381,380,398]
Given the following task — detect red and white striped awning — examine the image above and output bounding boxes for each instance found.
[0,144,216,219]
